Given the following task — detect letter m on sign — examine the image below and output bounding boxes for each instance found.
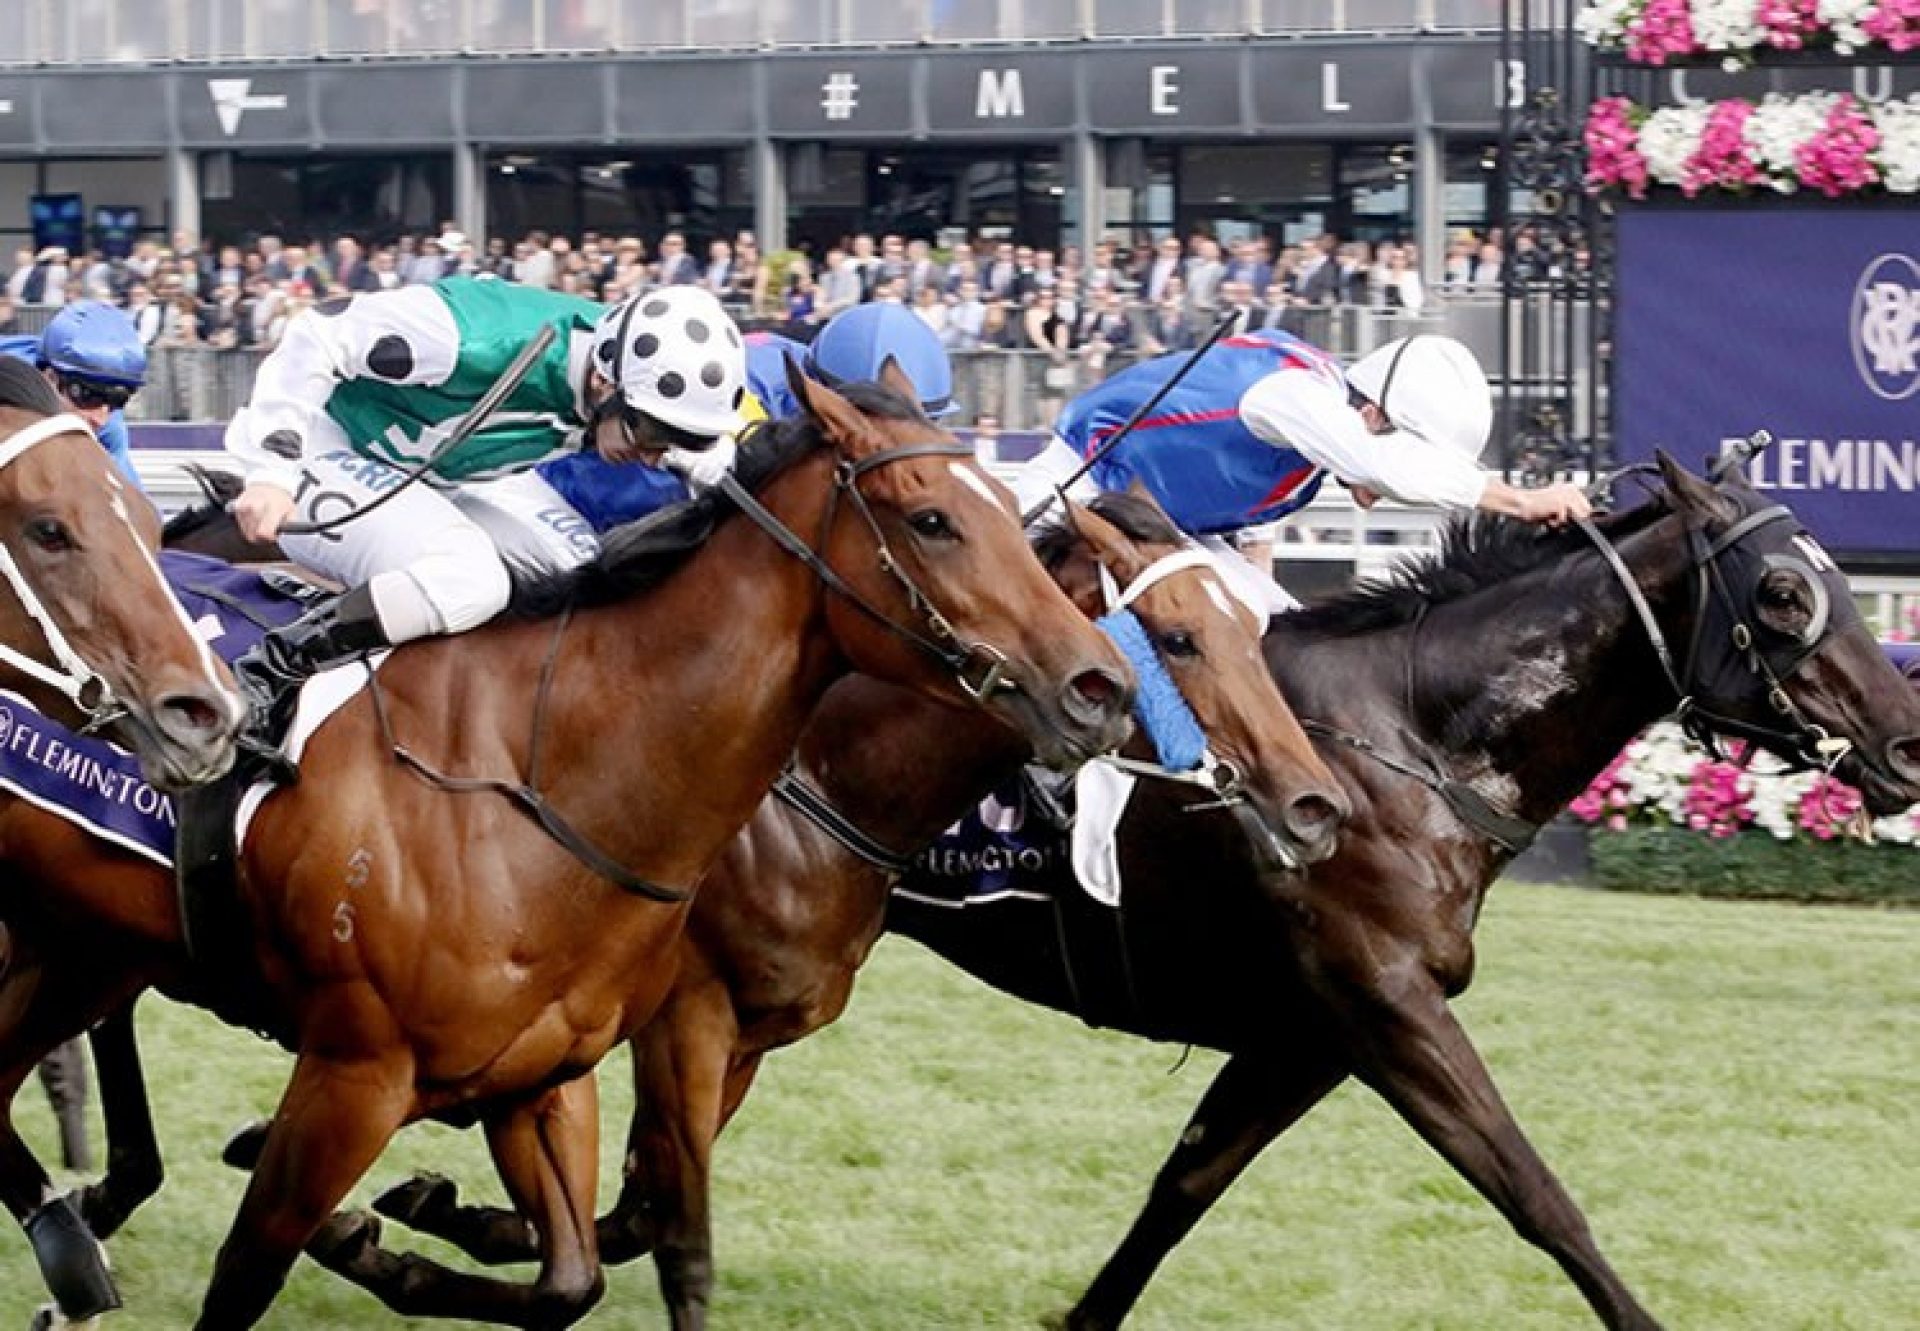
[977,69,1025,119]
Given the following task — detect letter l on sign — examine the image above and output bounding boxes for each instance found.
[1322,62,1350,113]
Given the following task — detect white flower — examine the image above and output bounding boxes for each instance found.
[1577,0,1643,45]
[1639,104,1712,185]
[1872,95,1920,194]
[1745,91,1839,181]
[1693,0,1765,51]
[1817,0,1880,49]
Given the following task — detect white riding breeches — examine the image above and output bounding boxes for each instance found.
[278,422,601,641]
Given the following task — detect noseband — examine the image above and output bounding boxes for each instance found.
[716,441,1017,702]
[1576,493,1861,772]
[0,413,122,730]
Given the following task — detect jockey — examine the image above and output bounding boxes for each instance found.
[0,301,148,488]
[1018,329,1592,613]
[223,275,747,702]
[540,300,958,532]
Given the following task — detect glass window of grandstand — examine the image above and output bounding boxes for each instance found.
[928,0,1082,40]
[1171,144,1336,249]
[52,0,175,62]
[201,154,454,248]
[787,148,1065,255]
[1338,145,1416,247]
[0,1,49,63]
[319,0,464,55]
[186,0,314,60]
[486,152,754,255]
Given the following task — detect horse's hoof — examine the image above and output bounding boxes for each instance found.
[219,1119,271,1172]
[372,1173,459,1230]
[308,1210,381,1270]
[30,1306,100,1331]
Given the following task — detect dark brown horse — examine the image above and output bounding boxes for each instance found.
[386,452,1920,1330]
[340,491,1346,1330]
[0,368,1135,1329]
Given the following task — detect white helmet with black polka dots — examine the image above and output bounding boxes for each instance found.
[591,286,746,443]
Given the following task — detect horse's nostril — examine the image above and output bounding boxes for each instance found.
[158,692,225,737]
[1889,735,1920,783]
[1283,791,1345,851]
[1067,667,1127,717]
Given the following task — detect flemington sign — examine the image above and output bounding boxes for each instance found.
[0,40,1529,150]
[1614,207,1920,560]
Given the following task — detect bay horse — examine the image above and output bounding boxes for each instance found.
[0,364,241,791]
[311,452,1920,1331]
[333,491,1346,1330]
[381,451,1920,1330]
[0,366,1136,1330]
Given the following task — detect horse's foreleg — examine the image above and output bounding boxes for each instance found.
[1346,972,1664,1331]
[195,1050,413,1330]
[310,1076,607,1330]
[1060,1046,1348,1331]
[71,1003,164,1240]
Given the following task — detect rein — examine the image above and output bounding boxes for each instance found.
[0,413,123,729]
[717,441,1017,703]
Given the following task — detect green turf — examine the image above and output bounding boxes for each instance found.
[3,883,1916,1328]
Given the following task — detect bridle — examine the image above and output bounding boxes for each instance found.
[1576,463,1861,776]
[0,413,122,730]
[716,440,1019,703]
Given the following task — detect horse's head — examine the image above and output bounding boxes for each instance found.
[1655,451,1920,816]
[1042,492,1348,871]
[0,406,243,789]
[786,359,1134,769]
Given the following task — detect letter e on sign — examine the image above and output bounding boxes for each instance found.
[1151,65,1180,116]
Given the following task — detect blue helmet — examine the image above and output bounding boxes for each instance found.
[40,301,147,389]
[805,302,956,419]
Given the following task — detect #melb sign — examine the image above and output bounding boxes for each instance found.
[1615,209,1920,557]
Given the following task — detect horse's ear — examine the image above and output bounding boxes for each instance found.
[790,355,879,455]
[1656,449,1736,523]
[1069,501,1150,592]
[876,354,924,420]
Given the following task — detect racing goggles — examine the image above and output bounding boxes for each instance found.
[52,373,136,412]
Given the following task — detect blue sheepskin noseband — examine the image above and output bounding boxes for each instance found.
[1096,609,1206,772]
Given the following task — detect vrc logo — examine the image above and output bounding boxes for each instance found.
[208,79,288,136]
[1851,252,1920,403]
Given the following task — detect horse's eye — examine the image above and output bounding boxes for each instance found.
[908,510,956,541]
[24,517,73,553]
[1157,628,1201,659]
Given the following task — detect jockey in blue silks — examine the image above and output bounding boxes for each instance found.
[0,301,148,489]
[1016,330,1594,615]
[540,302,958,532]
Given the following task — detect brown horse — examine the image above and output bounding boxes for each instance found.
[341,491,1346,1329]
[0,368,241,791]
[0,367,1135,1330]
[383,453,1920,1330]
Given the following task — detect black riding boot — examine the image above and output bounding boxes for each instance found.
[235,583,391,742]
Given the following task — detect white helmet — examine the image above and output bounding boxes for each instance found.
[1345,335,1492,463]
[591,286,746,442]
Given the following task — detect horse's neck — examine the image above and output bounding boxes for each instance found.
[544,456,847,889]
[797,675,1030,854]
[1407,520,1692,827]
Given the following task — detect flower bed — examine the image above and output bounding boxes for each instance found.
[1578,0,1920,64]
[1570,722,1920,903]
[1586,90,1920,196]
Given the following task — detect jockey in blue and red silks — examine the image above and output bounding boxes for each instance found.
[1016,329,1594,615]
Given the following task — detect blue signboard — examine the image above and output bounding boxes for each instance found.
[1614,207,1920,558]
[29,194,85,255]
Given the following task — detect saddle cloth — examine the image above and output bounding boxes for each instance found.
[893,765,1138,911]
[0,554,312,867]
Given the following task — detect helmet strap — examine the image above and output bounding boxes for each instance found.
[1373,334,1421,430]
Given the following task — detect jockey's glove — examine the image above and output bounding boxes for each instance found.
[664,435,738,492]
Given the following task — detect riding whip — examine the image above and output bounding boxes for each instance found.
[273,320,559,538]
[1019,310,1240,529]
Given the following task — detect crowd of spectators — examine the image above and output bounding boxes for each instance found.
[0,220,1538,370]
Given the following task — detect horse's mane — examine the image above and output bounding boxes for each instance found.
[161,466,247,545]
[1032,492,1184,572]
[511,380,926,617]
[1281,499,1671,638]
[0,358,65,417]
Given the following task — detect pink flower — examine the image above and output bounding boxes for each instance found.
[1795,95,1882,197]
[1758,0,1821,49]
[1625,0,1699,63]
[1862,0,1920,52]
[1608,814,1629,832]
[1585,97,1651,197]
[1681,100,1763,195]
[1796,776,1866,841]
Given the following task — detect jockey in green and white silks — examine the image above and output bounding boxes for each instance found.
[224,276,747,704]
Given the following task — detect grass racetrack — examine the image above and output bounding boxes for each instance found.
[3,883,1916,1329]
